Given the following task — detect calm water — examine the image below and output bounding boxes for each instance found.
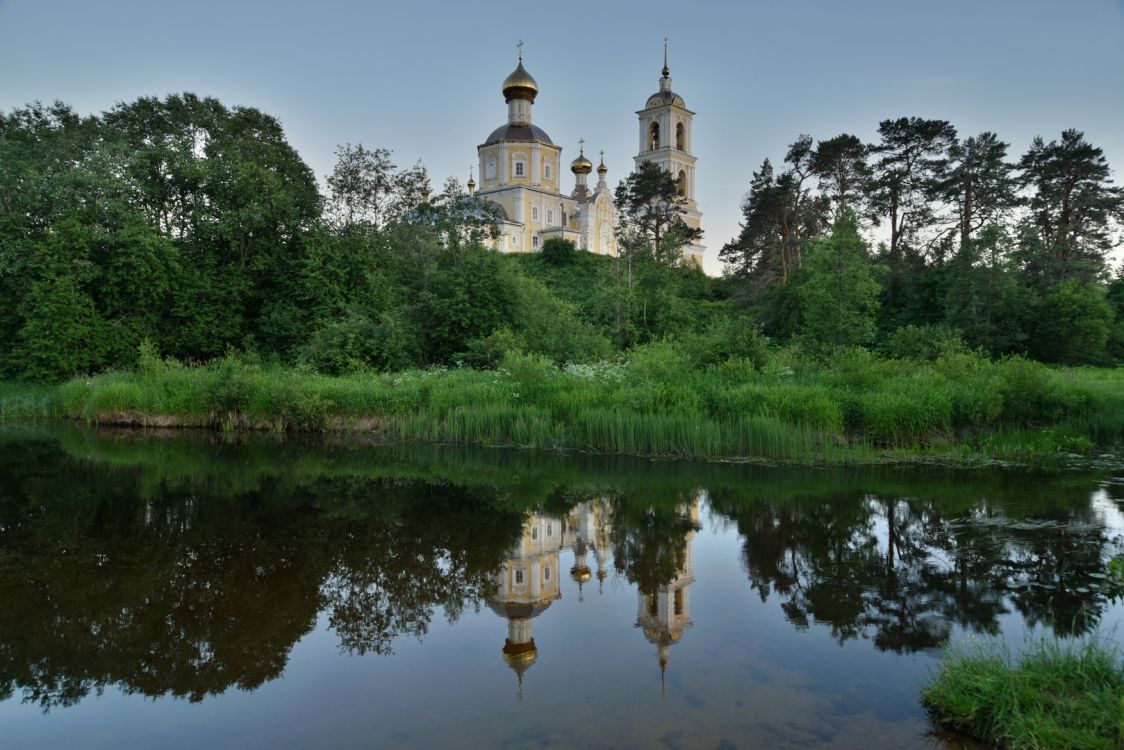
[1,426,1121,750]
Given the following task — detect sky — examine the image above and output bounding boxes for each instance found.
[2,0,1123,275]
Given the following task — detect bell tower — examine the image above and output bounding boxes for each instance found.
[634,41,703,265]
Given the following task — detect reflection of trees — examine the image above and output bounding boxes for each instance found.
[610,493,699,596]
[0,441,522,710]
[715,484,1116,652]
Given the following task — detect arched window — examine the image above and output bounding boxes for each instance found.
[648,122,660,151]
[676,123,685,150]
[677,170,687,197]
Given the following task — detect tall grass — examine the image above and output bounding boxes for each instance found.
[923,635,1123,749]
[18,346,1124,464]
[0,382,61,420]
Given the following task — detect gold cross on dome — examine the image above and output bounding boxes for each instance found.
[578,137,585,153]
[516,39,524,61]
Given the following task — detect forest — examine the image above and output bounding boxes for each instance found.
[1,94,1122,383]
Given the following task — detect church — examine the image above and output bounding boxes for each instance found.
[468,44,703,265]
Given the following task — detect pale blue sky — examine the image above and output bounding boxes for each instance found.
[2,0,1122,273]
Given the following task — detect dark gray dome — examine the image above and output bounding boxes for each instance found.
[484,123,554,145]
[646,90,685,108]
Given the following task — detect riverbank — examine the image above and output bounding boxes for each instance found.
[2,347,1123,464]
[923,637,1123,749]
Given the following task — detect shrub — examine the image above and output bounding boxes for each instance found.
[885,324,967,362]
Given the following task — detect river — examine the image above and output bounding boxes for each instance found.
[0,426,1120,749]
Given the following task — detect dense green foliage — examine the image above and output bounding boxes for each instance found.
[1,94,1121,395]
[2,344,1113,464]
[0,96,721,381]
[923,637,1123,749]
[723,121,1124,365]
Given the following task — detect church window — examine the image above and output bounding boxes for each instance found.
[486,159,496,180]
[532,235,539,249]
[676,122,685,150]
[514,161,525,177]
[649,122,660,151]
[677,170,687,197]
[547,209,554,225]
[544,162,552,181]
[532,206,540,222]
[532,526,538,540]
[674,588,684,616]
[544,566,551,581]
[547,523,553,537]
[515,570,525,585]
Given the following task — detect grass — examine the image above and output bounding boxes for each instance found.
[0,381,62,420]
[5,344,1124,464]
[923,636,1124,749]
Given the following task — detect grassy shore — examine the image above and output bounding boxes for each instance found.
[923,637,1123,749]
[2,345,1123,464]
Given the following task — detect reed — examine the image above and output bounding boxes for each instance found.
[923,635,1123,750]
[15,346,1124,464]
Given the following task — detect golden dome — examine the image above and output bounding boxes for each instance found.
[597,156,608,175]
[502,60,538,102]
[570,564,593,582]
[570,150,593,175]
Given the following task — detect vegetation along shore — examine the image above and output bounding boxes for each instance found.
[2,96,1123,464]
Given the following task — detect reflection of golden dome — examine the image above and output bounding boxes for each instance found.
[502,638,538,678]
[570,565,592,582]
[643,626,684,646]
[502,61,539,102]
[570,151,593,175]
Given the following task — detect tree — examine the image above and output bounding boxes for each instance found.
[614,160,703,268]
[1031,280,1114,365]
[942,226,1036,356]
[720,140,829,296]
[1018,129,1124,283]
[798,210,882,348]
[868,117,957,261]
[938,132,1019,248]
[811,134,870,216]
[324,143,396,231]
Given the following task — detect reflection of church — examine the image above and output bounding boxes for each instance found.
[636,498,699,678]
[468,44,703,264]
[486,494,700,691]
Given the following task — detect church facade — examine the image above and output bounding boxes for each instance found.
[470,47,702,264]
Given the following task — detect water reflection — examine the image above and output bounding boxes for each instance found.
[487,496,703,693]
[0,426,1120,747]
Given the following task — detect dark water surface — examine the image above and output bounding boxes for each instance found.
[1,426,1121,749]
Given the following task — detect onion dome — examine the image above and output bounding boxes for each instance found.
[570,564,592,583]
[570,147,593,175]
[502,60,539,102]
[597,154,608,176]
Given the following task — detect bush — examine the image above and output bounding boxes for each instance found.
[885,324,967,362]
[541,237,577,265]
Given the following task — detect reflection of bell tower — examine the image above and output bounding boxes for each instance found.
[592,496,613,594]
[486,513,563,694]
[635,494,700,687]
